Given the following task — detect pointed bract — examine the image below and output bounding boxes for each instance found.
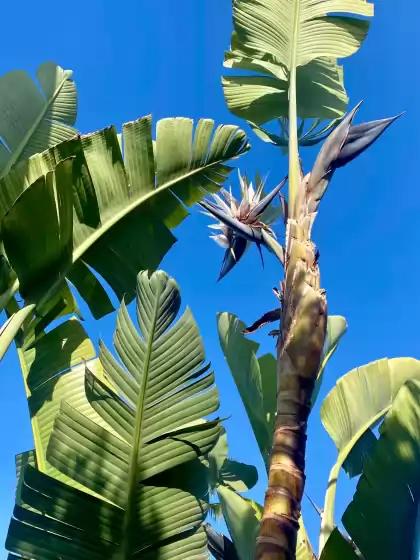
[218,234,248,281]
[247,176,287,222]
[307,103,401,212]
[335,113,403,168]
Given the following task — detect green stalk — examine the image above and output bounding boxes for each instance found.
[319,408,387,554]
[287,0,301,219]
[0,303,36,362]
[319,461,342,554]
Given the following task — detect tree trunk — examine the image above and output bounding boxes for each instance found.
[256,213,327,560]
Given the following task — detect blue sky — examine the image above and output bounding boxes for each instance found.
[0,0,419,556]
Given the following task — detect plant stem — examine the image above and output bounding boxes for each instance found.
[256,3,328,555]
[319,461,341,554]
[287,0,301,220]
[256,246,327,558]
[0,303,36,362]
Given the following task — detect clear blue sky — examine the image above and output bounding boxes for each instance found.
[0,0,419,556]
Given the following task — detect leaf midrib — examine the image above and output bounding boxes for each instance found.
[0,70,72,180]
[119,279,161,558]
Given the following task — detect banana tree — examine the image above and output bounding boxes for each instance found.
[195,0,403,557]
[0,114,250,362]
[7,269,221,558]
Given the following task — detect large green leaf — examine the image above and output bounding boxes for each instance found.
[14,317,118,493]
[217,485,262,560]
[0,117,249,358]
[296,520,317,560]
[6,270,220,559]
[342,380,420,560]
[217,312,272,468]
[0,62,77,179]
[223,0,373,126]
[209,428,258,492]
[319,357,420,553]
[319,528,358,560]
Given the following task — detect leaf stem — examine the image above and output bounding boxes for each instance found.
[287,0,301,219]
[0,303,36,362]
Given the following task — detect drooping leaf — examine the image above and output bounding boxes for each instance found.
[319,357,420,552]
[217,312,272,468]
[223,0,374,128]
[6,270,220,559]
[220,459,258,493]
[342,380,420,560]
[321,358,420,477]
[296,518,317,560]
[217,485,262,560]
[0,62,77,179]
[250,117,341,152]
[0,117,249,358]
[208,427,258,492]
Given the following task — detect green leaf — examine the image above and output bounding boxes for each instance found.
[319,357,420,552]
[0,62,77,179]
[321,358,420,475]
[250,117,341,152]
[312,315,347,407]
[14,316,117,494]
[320,528,359,560]
[223,58,348,124]
[342,380,420,560]
[2,158,74,299]
[342,428,377,478]
[296,517,317,560]
[220,459,258,492]
[0,117,249,358]
[6,270,220,559]
[217,312,272,468]
[208,426,258,491]
[217,485,261,560]
[209,426,229,476]
[223,0,373,126]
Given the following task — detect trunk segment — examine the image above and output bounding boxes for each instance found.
[256,215,327,560]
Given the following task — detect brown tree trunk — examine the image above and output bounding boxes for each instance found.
[256,214,327,560]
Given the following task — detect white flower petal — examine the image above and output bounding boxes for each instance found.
[208,223,225,231]
[212,193,232,215]
[210,234,229,249]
